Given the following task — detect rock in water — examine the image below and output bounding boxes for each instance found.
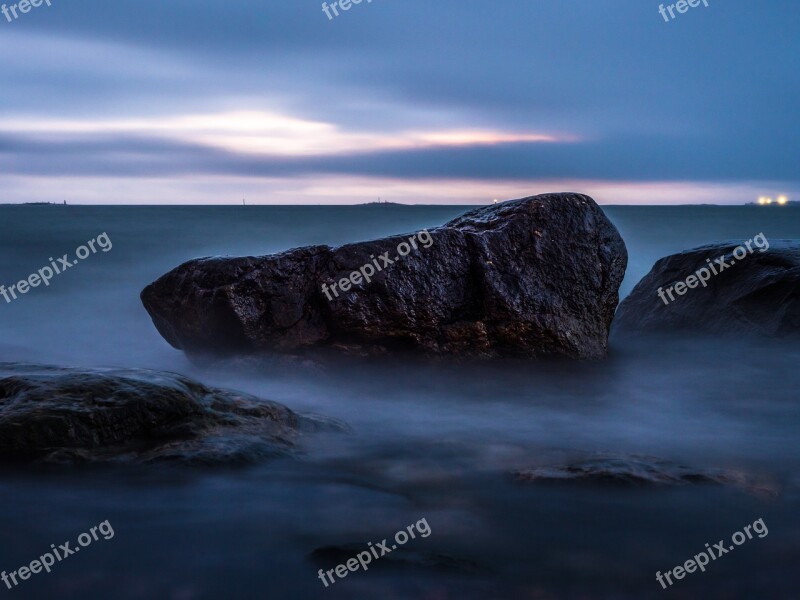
[141,193,627,360]
[310,544,482,574]
[0,363,344,465]
[613,240,800,336]
[514,454,779,498]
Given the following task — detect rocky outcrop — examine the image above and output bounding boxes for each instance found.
[613,240,800,336]
[514,454,779,497]
[0,363,345,465]
[141,193,627,360]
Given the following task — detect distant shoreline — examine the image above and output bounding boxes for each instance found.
[0,202,797,208]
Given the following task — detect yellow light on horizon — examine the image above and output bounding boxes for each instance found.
[778,195,788,205]
[766,197,773,204]
[758,196,767,205]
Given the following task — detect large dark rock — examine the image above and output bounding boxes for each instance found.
[0,363,344,465]
[613,240,800,336]
[141,193,627,360]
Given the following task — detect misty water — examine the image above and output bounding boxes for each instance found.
[0,205,798,599]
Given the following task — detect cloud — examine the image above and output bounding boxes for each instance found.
[0,112,564,157]
[0,0,798,203]
[0,126,795,184]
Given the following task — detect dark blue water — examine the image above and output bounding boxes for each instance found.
[0,205,798,599]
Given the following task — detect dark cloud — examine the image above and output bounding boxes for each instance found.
[1,129,794,182]
[0,0,798,198]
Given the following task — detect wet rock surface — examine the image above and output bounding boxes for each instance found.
[0,363,345,465]
[514,454,779,497]
[613,240,800,336]
[141,193,627,360]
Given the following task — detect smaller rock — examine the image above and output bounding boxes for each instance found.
[514,454,778,497]
[0,363,346,465]
[310,543,482,574]
[613,240,800,337]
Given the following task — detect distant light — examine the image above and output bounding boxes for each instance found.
[766,197,773,205]
[777,195,788,205]
[493,198,499,204]
[758,196,767,205]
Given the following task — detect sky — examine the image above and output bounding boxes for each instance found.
[0,0,797,205]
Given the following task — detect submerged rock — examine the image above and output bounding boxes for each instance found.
[514,454,779,497]
[613,240,800,336]
[310,544,482,574]
[141,193,627,360]
[0,363,345,465]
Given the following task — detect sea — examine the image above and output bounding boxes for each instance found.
[0,204,798,599]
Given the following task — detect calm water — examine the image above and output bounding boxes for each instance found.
[0,205,798,599]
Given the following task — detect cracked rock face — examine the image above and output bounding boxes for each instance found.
[612,240,800,337]
[0,363,344,465]
[141,193,627,360]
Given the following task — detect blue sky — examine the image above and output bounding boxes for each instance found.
[1,0,797,204]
